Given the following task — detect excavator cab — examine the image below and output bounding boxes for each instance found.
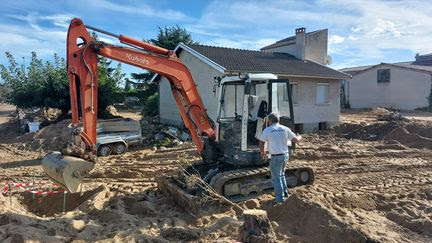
[216,73,295,166]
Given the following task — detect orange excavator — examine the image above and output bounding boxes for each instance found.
[42,18,314,207]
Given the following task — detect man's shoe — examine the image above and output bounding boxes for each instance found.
[272,201,283,206]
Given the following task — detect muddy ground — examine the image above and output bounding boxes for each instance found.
[0,105,431,242]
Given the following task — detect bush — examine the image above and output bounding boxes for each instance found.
[142,92,158,117]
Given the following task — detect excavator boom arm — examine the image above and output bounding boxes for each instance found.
[67,18,215,155]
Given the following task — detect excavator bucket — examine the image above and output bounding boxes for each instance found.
[42,152,95,193]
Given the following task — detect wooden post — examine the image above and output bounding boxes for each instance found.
[63,191,67,212]
[9,183,12,205]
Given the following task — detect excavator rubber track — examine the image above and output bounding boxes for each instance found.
[157,166,314,216]
[209,166,315,202]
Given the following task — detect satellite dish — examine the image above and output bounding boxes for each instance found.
[325,55,332,65]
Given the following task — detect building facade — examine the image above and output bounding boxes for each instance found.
[157,28,349,133]
[340,54,432,110]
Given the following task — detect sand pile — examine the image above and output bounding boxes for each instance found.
[335,121,432,149]
[264,194,374,242]
[12,119,73,151]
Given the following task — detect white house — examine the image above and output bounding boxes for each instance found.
[340,54,432,110]
[156,28,350,133]
[261,27,331,65]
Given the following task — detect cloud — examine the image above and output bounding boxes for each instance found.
[329,35,345,45]
[0,13,69,62]
[2,0,432,73]
[39,14,74,28]
[324,0,432,59]
[94,0,192,21]
[202,38,278,50]
[189,0,432,67]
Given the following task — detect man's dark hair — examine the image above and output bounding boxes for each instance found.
[268,112,280,123]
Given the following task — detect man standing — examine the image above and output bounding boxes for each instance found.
[259,113,302,205]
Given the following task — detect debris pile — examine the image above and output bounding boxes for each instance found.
[377,111,409,122]
[141,120,190,149]
[16,107,63,132]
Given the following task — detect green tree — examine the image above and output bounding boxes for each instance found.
[91,32,125,116]
[0,52,70,116]
[150,25,198,50]
[97,56,125,116]
[0,50,125,119]
[131,25,197,117]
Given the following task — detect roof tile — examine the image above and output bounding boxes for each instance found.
[185,44,349,79]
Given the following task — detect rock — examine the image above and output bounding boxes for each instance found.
[71,219,86,232]
[239,209,277,243]
[106,105,119,117]
[244,199,261,209]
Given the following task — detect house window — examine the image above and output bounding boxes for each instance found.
[377,69,390,82]
[316,83,329,105]
[282,83,298,104]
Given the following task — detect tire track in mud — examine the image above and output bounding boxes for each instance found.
[293,146,432,242]
[86,144,200,194]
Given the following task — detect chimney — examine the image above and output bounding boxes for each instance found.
[295,27,306,60]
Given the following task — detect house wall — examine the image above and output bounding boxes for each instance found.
[280,76,340,132]
[159,50,223,125]
[263,29,328,65]
[348,65,431,110]
[159,50,340,133]
[304,29,328,65]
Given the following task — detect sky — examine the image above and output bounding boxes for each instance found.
[1,0,432,77]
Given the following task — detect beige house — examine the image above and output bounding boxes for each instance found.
[340,54,432,110]
[156,28,349,133]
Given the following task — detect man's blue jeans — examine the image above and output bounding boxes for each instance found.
[270,154,289,203]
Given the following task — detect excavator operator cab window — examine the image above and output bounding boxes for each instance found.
[217,81,245,152]
[269,81,294,121]
[268,79,296,148]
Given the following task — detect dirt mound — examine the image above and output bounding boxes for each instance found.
[13,119,73,151]
[335,121,432,149]
[264,195,374,242]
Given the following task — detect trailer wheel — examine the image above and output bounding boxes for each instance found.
[113,143,127,155]
[98,144,112,157]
